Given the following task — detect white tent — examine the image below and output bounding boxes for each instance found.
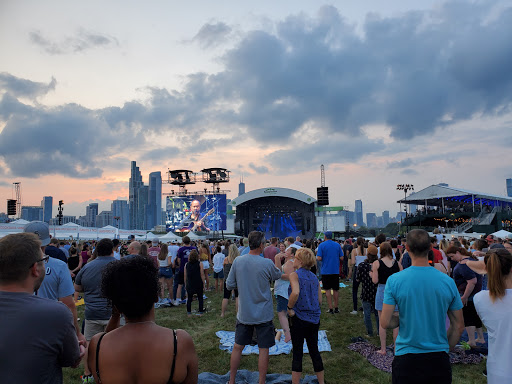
[187,232,207,241]
[491,229,512,239]
[10,219,30,225]
[158,232,182,242]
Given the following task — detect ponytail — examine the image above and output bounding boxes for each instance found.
[485,249,512,302]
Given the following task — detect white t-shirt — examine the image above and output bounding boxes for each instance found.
[213,253,225,273]
[168,245,180,265]
[474,289,512,384]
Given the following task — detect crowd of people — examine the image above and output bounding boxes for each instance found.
[1,220,511,383]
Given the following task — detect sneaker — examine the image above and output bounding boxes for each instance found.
[328,309,334,314]
[350,310,358,315]
[81,374,95,383]
[180,299,187,305]
[482,369,487,377]
[334,308,340,313]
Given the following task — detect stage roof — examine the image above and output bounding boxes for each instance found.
[398,184,512,208]
[231,187,316,206]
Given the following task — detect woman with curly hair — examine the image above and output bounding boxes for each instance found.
[87,256,198,383]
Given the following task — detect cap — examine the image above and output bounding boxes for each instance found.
[324,231,333,239]
[23,221,51,246]
[489,243,505,250]
[152,237,159,245]
[367,245,378,256]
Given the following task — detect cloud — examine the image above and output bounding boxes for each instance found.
[192,22,232,48]
[141,146,181,162]
[249,162,269,174]
[0,73,56,99]
[29,29,118,55]
[387,158,414,169]
[0,95,141,178]
[401,169,418,176]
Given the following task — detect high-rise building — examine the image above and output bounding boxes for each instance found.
[21,206,43,222]
[239,177,246,196]
[382,210,390,226]
[129,161,144,230]
[111,200,129,229]
[355,199,363,226]
[148,171,162,230]
[41,196,53,223]
[96,211,113,228]
[85,203,99,227]
[49,216,78,225]
[366,213,377,228]
[136,185,149,230]
[507,178,512,197]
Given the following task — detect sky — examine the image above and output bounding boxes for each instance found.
[1,0,512,219]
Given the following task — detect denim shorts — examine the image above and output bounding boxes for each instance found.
[159,266,173,279]
[276,295,288,312]
[214,270,224,279]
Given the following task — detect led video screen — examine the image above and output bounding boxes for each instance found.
[166,194,227,232]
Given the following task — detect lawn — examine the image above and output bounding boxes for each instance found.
[64,283,486,383]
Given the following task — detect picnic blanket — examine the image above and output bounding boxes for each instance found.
[198,369,320,383]
[348,341,483,374]
[216,330,331,355]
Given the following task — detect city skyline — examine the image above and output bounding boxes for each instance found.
[1,1,512,217]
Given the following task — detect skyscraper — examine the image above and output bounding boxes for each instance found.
[41,196,53,223]
[129,161,144,229]
[355,199,363,226]
[86,203,99,227]
[21,206,43,222]
[366,213,377,228]
[382,210,390,226]
[96,211,113,228]
[239,177,246,196]
[507,178,512,197]
[148,171,162,230]
[111,200,129,229]
[136,185,149,230]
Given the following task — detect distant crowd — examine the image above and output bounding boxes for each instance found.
[1,221,511,384]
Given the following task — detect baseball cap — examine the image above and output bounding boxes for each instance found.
[486,235,494,241]
[23,221,51,246]
[324,231,333,239]
[152,237,159,245]
[489,243,505,250]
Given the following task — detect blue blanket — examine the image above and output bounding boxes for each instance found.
[216,330,331,355]
[198,369,319,383]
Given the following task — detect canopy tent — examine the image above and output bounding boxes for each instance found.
[158,231,182,241]
[398,184,512,211]
[10,219,30,225]
[490,229,512,238]
[187,232,207,240]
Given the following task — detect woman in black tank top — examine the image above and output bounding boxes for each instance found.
[87,256,198,384]
[370,242,402,355]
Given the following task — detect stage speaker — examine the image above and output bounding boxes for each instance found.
[317,187,329,206]
[7,199,16,216]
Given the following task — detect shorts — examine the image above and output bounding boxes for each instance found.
[84,319,109,341]
[214,270,224,279]
[322,274,339,290]
[462,301,482,327]
[235,320,275,348]
[375,284,398,312]
[223,282,239,299]
[392,352,451,384]
[276,295,288,312]
[159,266,173,279]
[202,260,210,270]
[176,271,185,285]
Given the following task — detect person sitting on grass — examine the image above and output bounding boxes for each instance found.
[185,250,205,316]
[212,246,225,293]
[287,248,324,384]
[87,255,198,383]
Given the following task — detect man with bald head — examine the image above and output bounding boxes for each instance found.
[126,241,141,257]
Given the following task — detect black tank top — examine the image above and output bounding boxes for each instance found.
[378,259,400,284]
[186,261,203,292]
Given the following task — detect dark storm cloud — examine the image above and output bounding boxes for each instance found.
[0,73,56,99]
[191,22,232,48]
[0,95,140,178]
[265,135,386,173]
[249,163,269,174]
[29,29,118,55]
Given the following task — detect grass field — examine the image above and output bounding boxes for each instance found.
[64,283,486,383]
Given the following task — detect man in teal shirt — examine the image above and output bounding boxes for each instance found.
[381,229,464,384]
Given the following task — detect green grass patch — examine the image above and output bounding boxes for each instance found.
[64,284,486,383]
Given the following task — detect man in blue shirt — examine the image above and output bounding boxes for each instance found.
[316,231,343,314]
[381,229,464,384]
